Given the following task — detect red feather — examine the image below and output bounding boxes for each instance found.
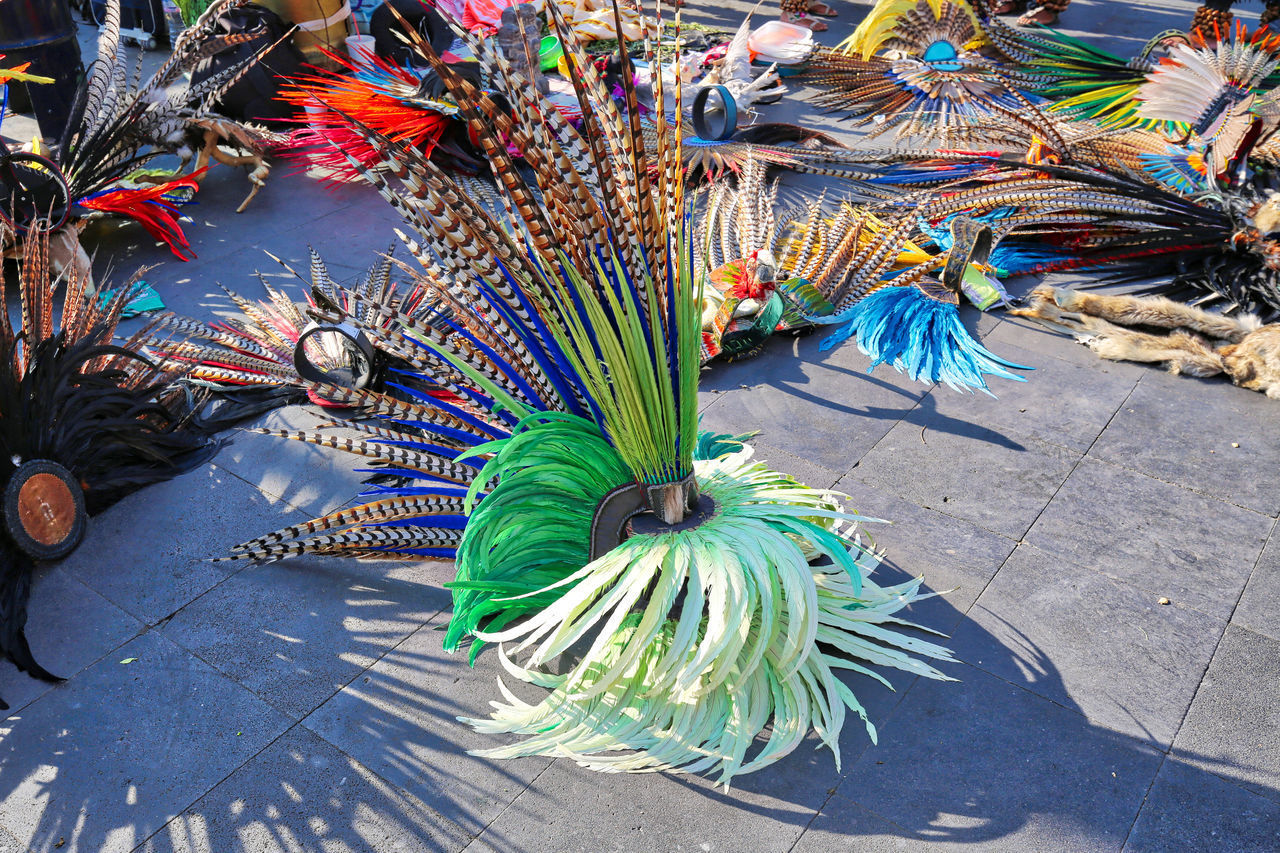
[79,172,203,260]
[277,51,453,184]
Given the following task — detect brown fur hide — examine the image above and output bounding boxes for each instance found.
[1012,287,1280,399]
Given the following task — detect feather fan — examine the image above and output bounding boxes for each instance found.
[225,1,958,783]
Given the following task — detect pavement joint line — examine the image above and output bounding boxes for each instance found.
[459,759,561,852]
[1232,514,1280,644]
[134,599,463,853]
[1119,610,1280,850]
[1119,751,1170,853]
[130,718,308,853]
[0,573,150,717]
[99,628,343,853]
[998,539,1231,627]
[147,555,431,719]
[74,474,331,632]
[1004,454,1279,625]
[799,655,1177,851]
[787,796,917,853]
[1162,622,1280,808]
[833,376,932,486]
[208,459,364,522]
[784,699,922,853]
[1075,449,1278,520]
[1084,372,1280,518]
[1004,369,1142,543]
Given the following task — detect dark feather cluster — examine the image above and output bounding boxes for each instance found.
[0,227,217,708]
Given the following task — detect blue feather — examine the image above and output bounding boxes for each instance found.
[371,546,459,558]
[358,484,475,498]
[818,285,1031,394]
[384,380,510,439]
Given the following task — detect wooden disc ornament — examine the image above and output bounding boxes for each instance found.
[3,460,87,561]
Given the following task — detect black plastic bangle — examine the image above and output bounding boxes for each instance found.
[692,85,738,141]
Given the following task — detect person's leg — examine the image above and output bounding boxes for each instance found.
[990,0,1027,14]
[1016,0,1069,26]
[780,0,828,30]
[1191,0,1236,32]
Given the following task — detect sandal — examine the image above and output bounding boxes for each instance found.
[990,0,1026,14]
[807,1,839,17]
[780,11,828,30]
[1016,6,1058,25]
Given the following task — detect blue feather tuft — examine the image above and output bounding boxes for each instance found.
[818,285,1032,395]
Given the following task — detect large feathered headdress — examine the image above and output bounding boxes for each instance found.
[225,2,956,782]
[0,225,218,708]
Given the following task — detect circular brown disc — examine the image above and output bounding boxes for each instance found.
[3,460,87,561]
[17,472,78,547]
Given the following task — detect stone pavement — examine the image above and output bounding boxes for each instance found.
[1,1,1278,850]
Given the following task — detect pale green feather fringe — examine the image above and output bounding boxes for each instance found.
[459,447,957,786]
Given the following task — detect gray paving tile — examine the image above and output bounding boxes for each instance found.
[0,631,292,853]
[0,567,142,718]
[1124,759,1280,853]
[792,801,931,853]
[1232,528,1280,643]
[1091,371,1280,516]
[1025,459,1270,621]
[160,557,453,719]
[300,202,410,267]
[989,315,1149,380]
[473,754,819,853]
[749,440,845,490]
[214,406,371,518]
[300,617,553,836]
[849,407,1080,539]
[696,332,927,473]
[834,477,1017,635]
[141,726,469,853]
[1172,626,1280,804]
[952,545,1224,747]
[832,665,1163,853]
[86,166,360,280]
[180,171,367,264]
[56,464,299,625]
[919,339,1137,453]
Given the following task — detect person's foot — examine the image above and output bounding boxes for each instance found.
[781,11,828,30]
[990,0,1026,15]
[807,1,839,17]
[1016,6,1057,25]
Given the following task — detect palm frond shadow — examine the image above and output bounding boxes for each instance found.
[0,467,1272,851]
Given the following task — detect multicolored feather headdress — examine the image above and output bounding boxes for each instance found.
[226,2,956,781]
[55,0,283,256]
[805,0,1037,143]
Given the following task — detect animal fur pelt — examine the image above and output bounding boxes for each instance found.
[1013,286,1280,397]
